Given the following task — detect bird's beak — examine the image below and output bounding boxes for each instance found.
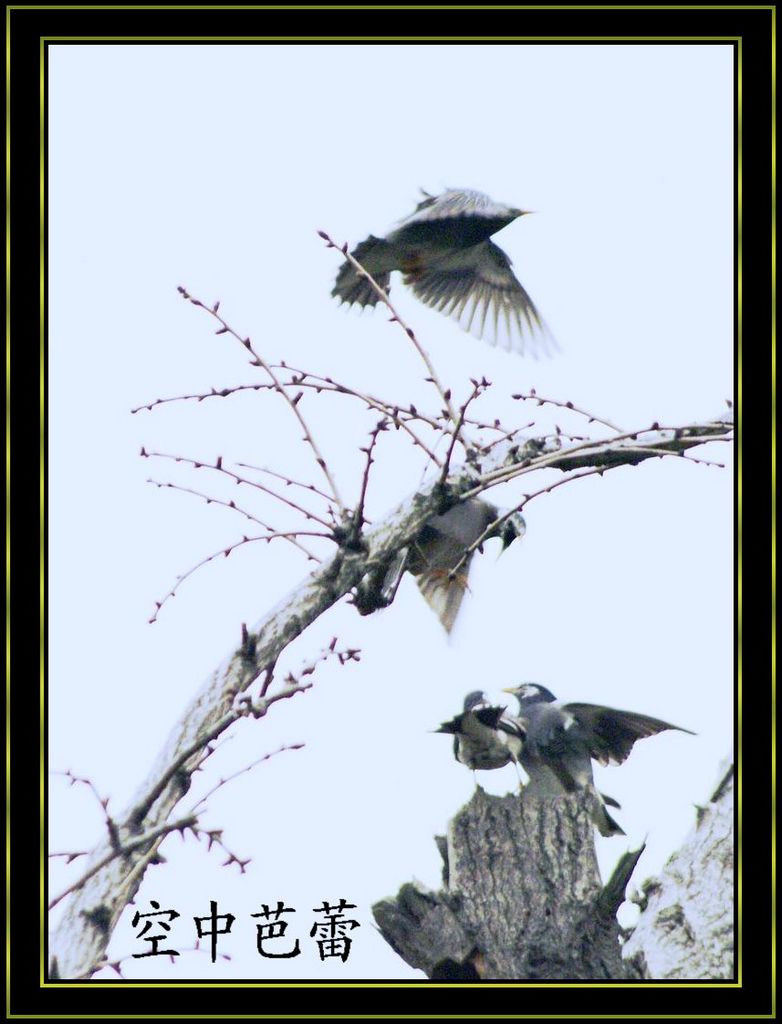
[501,686,517,695]
[513,209,535,218]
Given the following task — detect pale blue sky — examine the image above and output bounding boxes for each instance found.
[48,42,734,980]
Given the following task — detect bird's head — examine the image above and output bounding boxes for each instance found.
[502,682,557,707]
[497,512,526,552]
[463,690,489,712]
[434,690,488,735]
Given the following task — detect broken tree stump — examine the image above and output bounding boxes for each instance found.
[373,787,643,980]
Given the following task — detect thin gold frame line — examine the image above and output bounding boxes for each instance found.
[40,34,742,41]
[4,3,11,1019]
[34,31,748,993]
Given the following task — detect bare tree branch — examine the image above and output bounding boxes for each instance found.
[512,389,626,434]
[177,288,347,512]
[235,461,341,514]
[142,448,336,530]
[318,230,460,428]
[49,407,730,979]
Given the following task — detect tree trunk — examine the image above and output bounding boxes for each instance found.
[373,787,643,980]
[373,764,734,980]
[622,763,734,979]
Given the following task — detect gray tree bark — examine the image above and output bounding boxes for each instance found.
[372,765,734,980]
[373,787,644,980]
[623,763,734,979]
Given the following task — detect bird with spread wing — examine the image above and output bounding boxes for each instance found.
[502,683,695,836]
[332,188,554,355]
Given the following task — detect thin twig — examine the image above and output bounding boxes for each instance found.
[86,942,232,981]
[178,287,346,512]
[48,816,198,910]
[126,688,307,829]
[448,465,623,581]
[258,663,276,699]
[478,422,536,455]
[272,366,446,467]
[352,420,388,538]
[276,364,519,443]
[439,380,486,485]
[449,424,733,578]
[148,532,326,624]
[52,771,121,852]
[190,743,305,815]
[512,390,626,434]
[130,385,261,415]
[129,641,360,827]
[142,448,335,530]
[235,462,341,511]
[134,376,514,445]
[318,230,460,429]
[147,480,289,533]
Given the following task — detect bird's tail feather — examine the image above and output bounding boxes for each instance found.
[417,570,469,634]
[332,235,395,307]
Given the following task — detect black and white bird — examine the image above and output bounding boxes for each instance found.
[502,683,695,837]
[332,188,552,354]
[381,498,526,633]
[435,691,526,781]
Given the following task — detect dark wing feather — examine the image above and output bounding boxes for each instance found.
[564,703,695,766]
[408,240,551,355]
[332,235,394,307]
[472,705,508,730]
[379,547,409,605]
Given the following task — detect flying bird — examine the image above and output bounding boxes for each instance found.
[502,683,695,837]
[380,498,526,633]
[435,691,526,782]
[331,188,553,354]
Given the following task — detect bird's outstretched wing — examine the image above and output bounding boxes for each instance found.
[564,704,696,766]
[407,240,553,355]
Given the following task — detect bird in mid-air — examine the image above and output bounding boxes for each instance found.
[502,683,695,836]
[331,188,553,355]
[435,691,527,784]
[379,498,526,633]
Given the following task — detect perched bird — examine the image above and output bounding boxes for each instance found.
[435,691,526,781]
[381,498,526,633]
[332,188,552,354]
[502,683,695,837]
